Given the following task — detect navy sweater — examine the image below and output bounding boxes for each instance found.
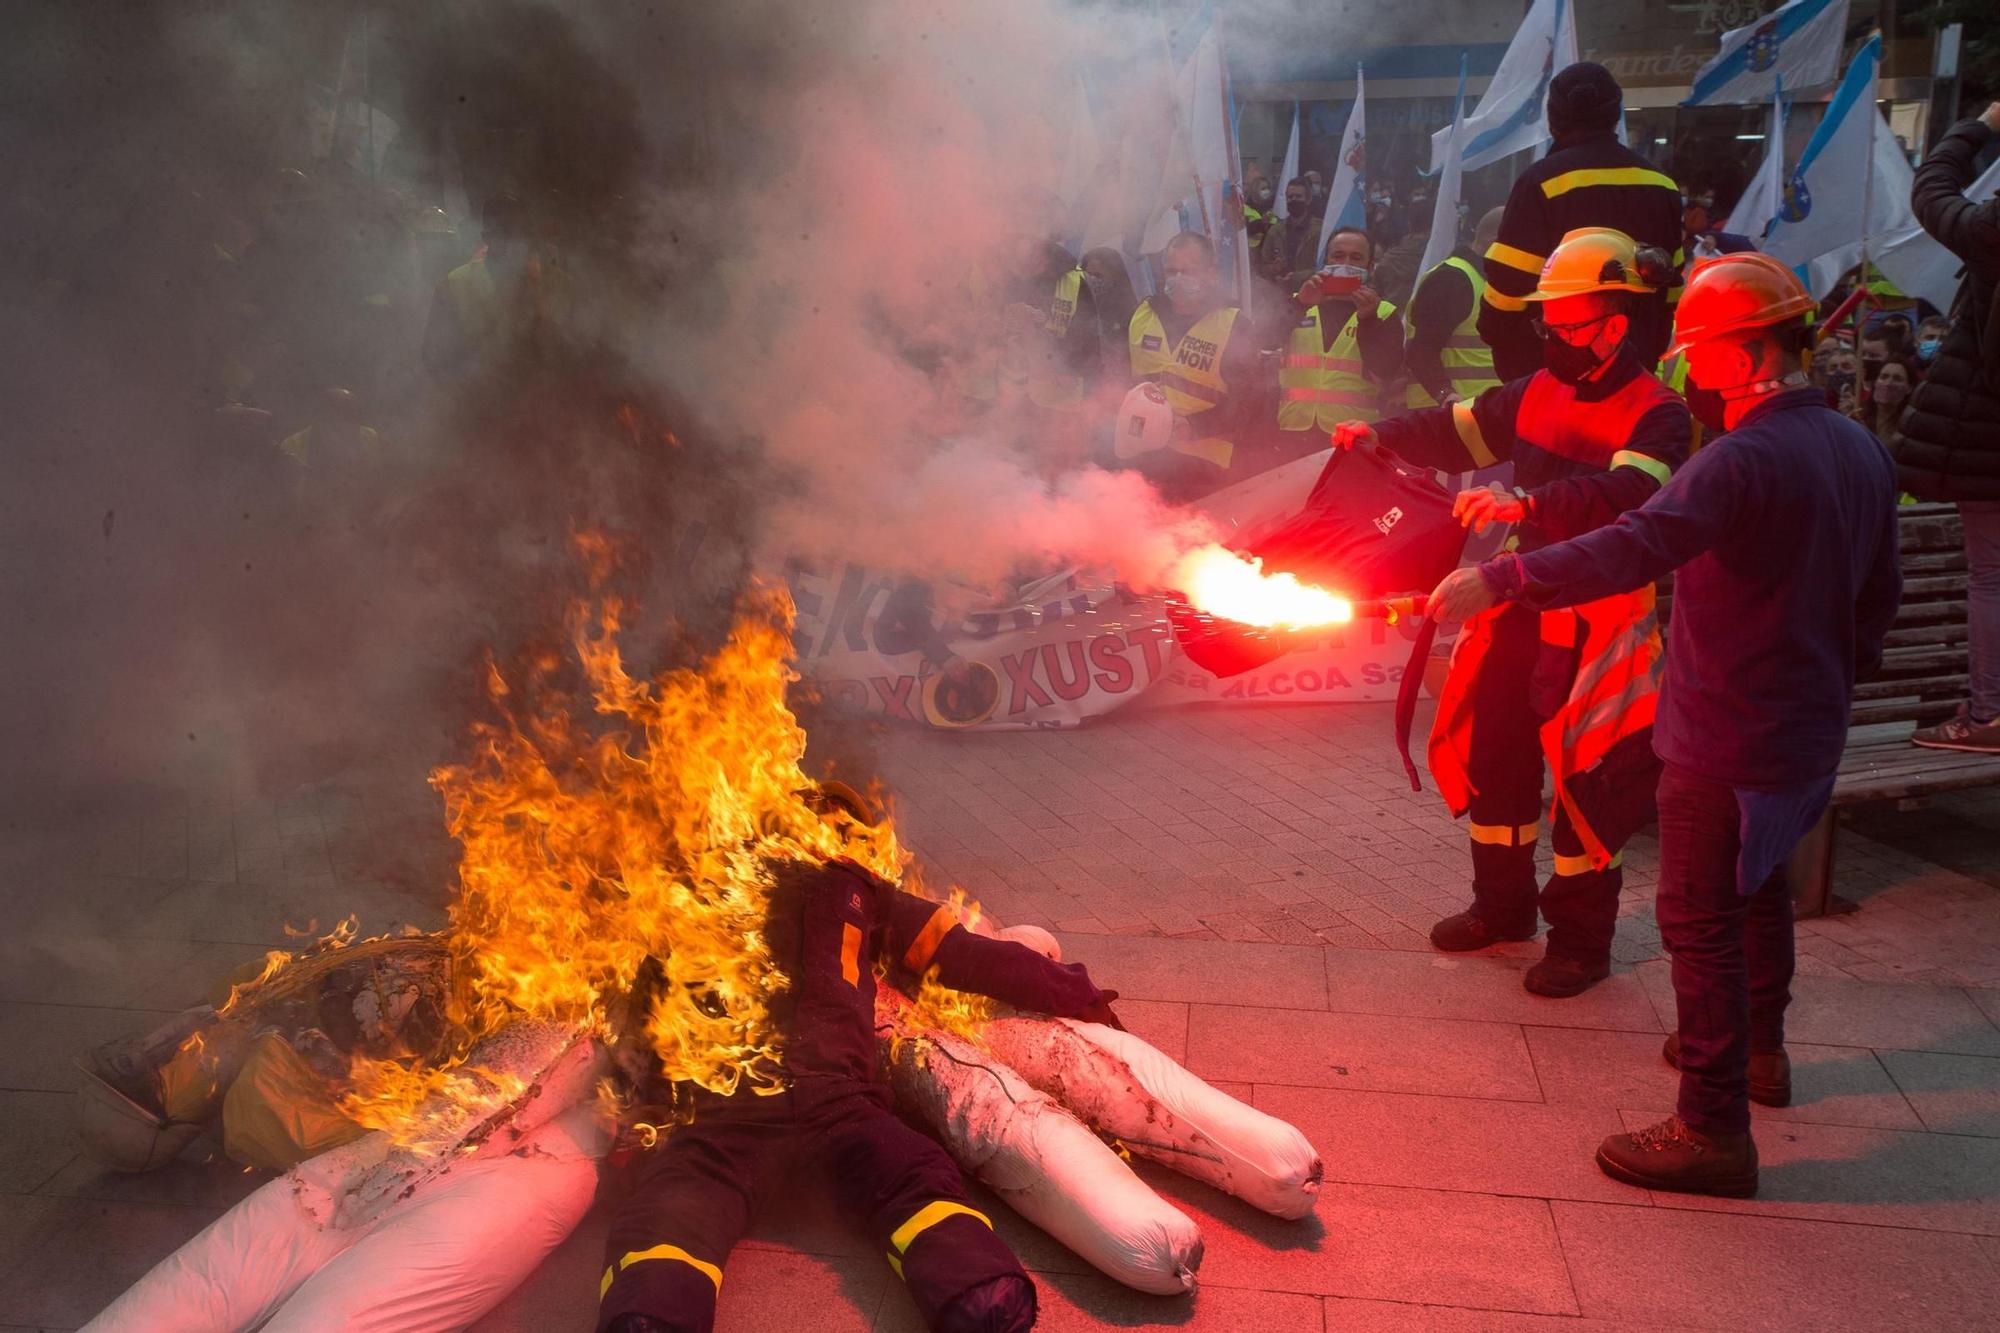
[1483,389,1902,789]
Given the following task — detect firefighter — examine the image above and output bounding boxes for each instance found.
[596,788,1122,1333]
[1125,231,1266,501]
[1279,226,1405,431]
[1402,206,1506,409]
[1330,227,1691,998]
[1479,63,1684,382]
[1424,254,1900,1197]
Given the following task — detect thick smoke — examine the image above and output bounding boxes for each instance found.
[1,0,1255,813]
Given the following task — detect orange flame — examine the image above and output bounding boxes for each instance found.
[1169,544,1354,629]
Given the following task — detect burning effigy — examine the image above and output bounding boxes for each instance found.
[76,554,1319,1333]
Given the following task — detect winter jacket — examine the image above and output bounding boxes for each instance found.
[1897,117,2000,501]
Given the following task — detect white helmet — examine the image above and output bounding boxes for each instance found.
[1115,381,1176,460]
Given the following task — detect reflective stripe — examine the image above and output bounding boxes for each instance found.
[1486,241,1546,274]
[1470,820,1539,847]
[1610,450,1673,486]
[887,1201,993,1275]
[1278,301,1394,432]
[1538,167,1680,199]
[840,922,863,986]
[603,1244,725,1301]
[1554,850,1622,876]
[1451,400,1498,467]
[1483,287,1528,312]
[901,905,957,974]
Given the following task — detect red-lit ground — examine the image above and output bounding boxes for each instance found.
[5,701,2000,1329]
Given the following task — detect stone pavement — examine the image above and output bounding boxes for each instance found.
[3,700,2000,1330]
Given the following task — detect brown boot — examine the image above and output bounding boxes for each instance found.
[1522,952,1610,998]
[1663,1033,1793,1107]
[1596,1115,1758,1197]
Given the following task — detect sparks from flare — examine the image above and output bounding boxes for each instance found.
[1169,544,1354,629]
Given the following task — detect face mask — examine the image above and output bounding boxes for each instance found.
[1918,337,1942,361]
[1320,263,1368,296]
[1684,381,1729,434]
[1162,274,1209,307]
[1252,186,1274,208]
[1544,337,1611,385]
[1826,370,1856,403]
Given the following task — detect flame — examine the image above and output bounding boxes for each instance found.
[1169,544,1354,629]
[337,554,992,1139]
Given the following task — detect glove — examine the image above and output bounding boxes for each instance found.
[1329,420,1377,451]
[1452,483,1526,533]
[1074,988,1126,1031]
[1427,566,1501,623]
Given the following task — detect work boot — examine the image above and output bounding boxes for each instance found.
[1522,952,1610,997]
[1663,1033,1793,1107]
[1429,908,1537,953]
[1595,1115,1759,1197]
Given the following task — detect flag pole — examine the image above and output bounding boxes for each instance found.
[1858,30,1878,295]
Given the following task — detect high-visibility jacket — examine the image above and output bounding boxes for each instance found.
[1278,299,1396,431]
[1128,299,1242,469]
[1403,256,1501,409]
[443,256,570,357]
[1046,267,1085,340]
[1429,588,1663,869]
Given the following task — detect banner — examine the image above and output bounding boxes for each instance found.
[791,453,1441,730]
[1723,77,1787,239]
[1428,0,1577,175]
[1683,0,1849,107]
[1418,54,1472,285]
[1274,103,1301,221]
[1317,67,1367,266]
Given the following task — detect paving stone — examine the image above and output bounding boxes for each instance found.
[1524,1027,1925,1132]
[1255,1084,1632,1204]
[1050,933,1327,1010]
[1322,948,1661,1033]
[1105,1000,1188,1065]
[1319,1298,1659,1330]
[35,1137,266,1213]
[0,1092,75,1193]
[0,1196,221,1328]
[1877,1049,2000,1137]
[1552,1199,2000,1330]
[1185,1005,1541,1102]
[1146,1170,1576,1315]
[1636,964,2000,1056]
[0,1003,160,1093]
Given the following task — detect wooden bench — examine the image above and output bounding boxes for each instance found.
[1787,503,2000,916]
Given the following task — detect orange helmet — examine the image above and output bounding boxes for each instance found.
[1669,252,1815,354]
[1523,227,1657,302]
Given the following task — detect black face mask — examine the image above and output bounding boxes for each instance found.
[1544,337,1610,386]
[1826,370,1856,404]
[1684,381,1728,433]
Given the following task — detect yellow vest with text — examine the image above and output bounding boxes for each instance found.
[1403,256,1501,409]
[1046,267,1085,340]
[1279,299,1396,430]
[1128,299,1241,469]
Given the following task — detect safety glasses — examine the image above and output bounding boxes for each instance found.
[1533,313,1612,346]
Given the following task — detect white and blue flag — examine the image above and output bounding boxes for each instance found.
[1684,0,1849,106]
[1418,54,1473,284]
[1762,33,1878,274]
[1274,102,1301,221]
[1317,66,1367,265]
[1428,0,1578,175]
[1722,77,1788,240]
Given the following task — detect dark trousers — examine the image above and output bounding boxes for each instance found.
[597,1082,1029,1333]
[1654,762,1796,1134]
[1465,603,1623,964]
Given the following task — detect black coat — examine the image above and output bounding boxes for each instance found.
[1897,118,2000,501]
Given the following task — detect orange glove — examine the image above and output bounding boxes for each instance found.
[1330,420,1377,451]
[1452,483,1527,533]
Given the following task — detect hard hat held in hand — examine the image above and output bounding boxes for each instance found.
[1116,381,1177,459]
[1525,227,1660,302]
[1669,252,1815,355]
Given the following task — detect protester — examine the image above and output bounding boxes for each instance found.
[1263,176,1326,290]
[1122,231,1269,501]
[1915,314,1952,367]
[1852,354,1920,452]
[1402,206,1506,408]
[1896,102,2000,754]
[1079,246,1138,389]
[1330,227,1689,998]
[1278,226,1404,432]
[422,192,571,378]
[1424,253,1900,1197]
[1480,63,1684,382]
[1817,336,1860,414]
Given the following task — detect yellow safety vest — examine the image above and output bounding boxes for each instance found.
[1128,299,1241,468]
[1279,299,1396,430]
[1046,267,1084,339]
[1403,256,1501,408]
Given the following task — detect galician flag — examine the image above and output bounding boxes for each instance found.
[1762,33,1879,275]
[1418,54,1473,284]
[1317,66,1367,266]
[1684,0,1850,107]
[1274,102,1301,221]
[1428,0,1578,174]
[1722,77,1787,239]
